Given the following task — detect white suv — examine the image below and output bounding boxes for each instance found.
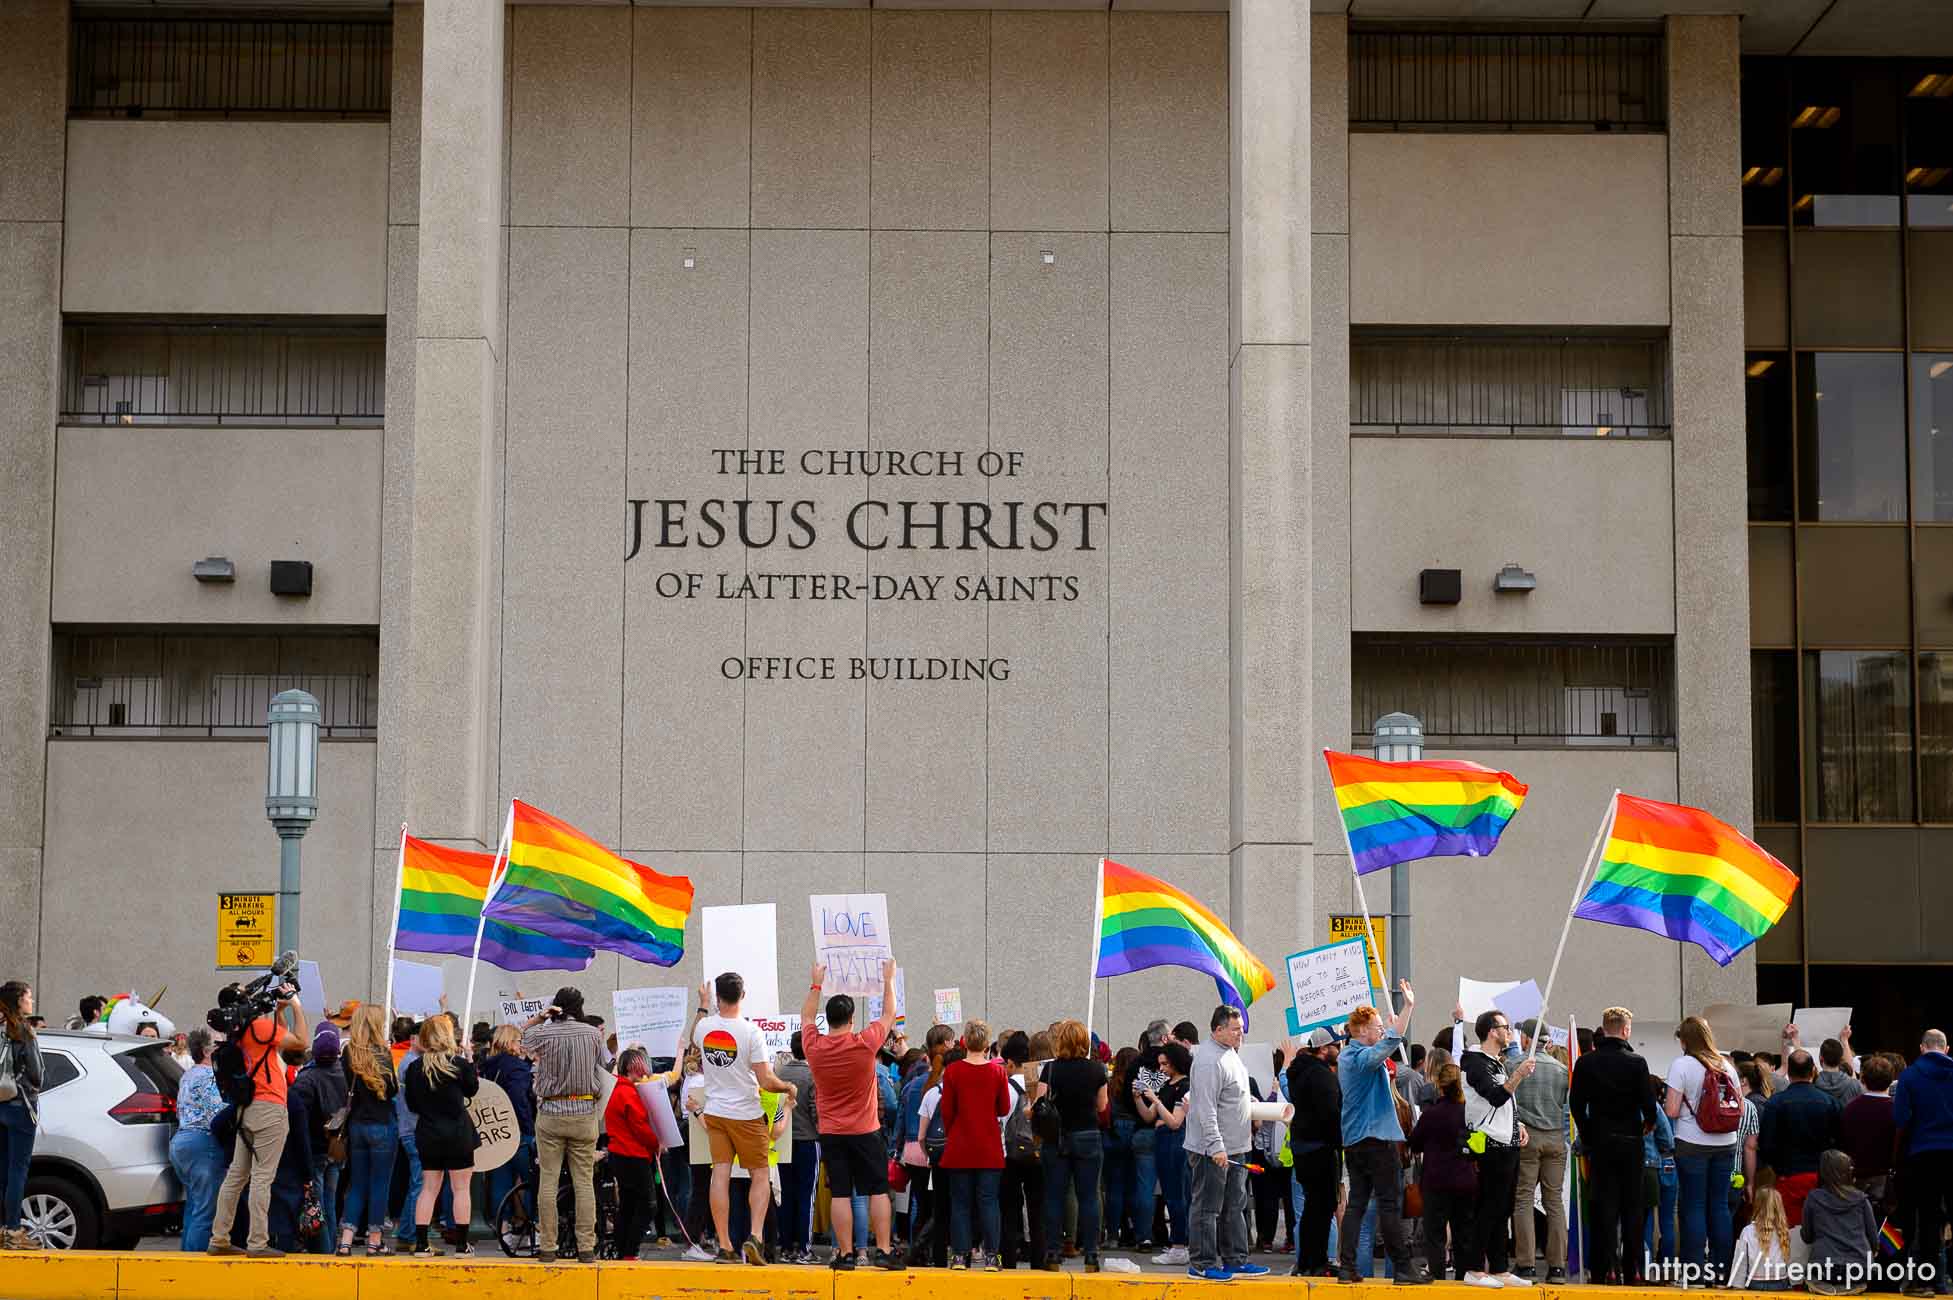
[22,1031,183,1250]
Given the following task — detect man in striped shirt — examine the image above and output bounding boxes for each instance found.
[522,987,609,1263]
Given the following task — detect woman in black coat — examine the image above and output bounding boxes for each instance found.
[403,1017,478,1256]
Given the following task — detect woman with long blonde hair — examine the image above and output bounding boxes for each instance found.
[336,1005,400,1255]
[1663,1015,1744,1282]
[403,1016,479,1255]
[1730,1186,1793,1289]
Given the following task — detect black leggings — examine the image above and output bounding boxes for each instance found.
[1423,1185,1474,1280]
[610,1154,654,1260]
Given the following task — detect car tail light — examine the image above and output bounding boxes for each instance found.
[109,1090,176,1125]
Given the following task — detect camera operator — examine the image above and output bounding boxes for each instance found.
[209,980,308,1257]
[520,988,608,1264]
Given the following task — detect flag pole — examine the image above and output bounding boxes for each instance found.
[1084,858,1106,1040]
[1329,752,1406,1063]
[382,822,407,1015]
[1531,790,1621,1062]
[462,799,517,1037]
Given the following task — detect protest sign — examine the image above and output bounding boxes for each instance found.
[496,996,548,1025]
[934,988,962,1026]
[1701,1002,1794,1055]
[389,958,444,1017]
[751,1013,801,1058]
[466,1077,520,1173]
[690,1097,792,1167]
[636,1081,683,1152]
[864,970,906,1026]
[1243,1042,1277,1099]
[1545,1023,1571,1050]
[1793,1006,1853,1047]
[702,903,779,1016]
[1283,937,1374,1036]
[1492,979,1544,1031]
[1459,978,1522,1023]
[614,986,688,1059]
[810,893,893,996]
[1635,1032,1682,1080]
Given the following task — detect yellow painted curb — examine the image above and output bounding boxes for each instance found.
[0,1249,117,1300]
[598,1262,829,1298]
[838,1268,1072,1299]
[113,1251,350,1300]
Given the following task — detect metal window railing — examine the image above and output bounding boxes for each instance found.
[1351,334,1671,438]
[61,323,384,426]
[1353,638,1676,747]
[51,634,377,738]
[69,16,391,119]
[1351,31,1666,132]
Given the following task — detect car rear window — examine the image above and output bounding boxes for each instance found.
[39,1051,80,1093]
[116,1043,184,1095]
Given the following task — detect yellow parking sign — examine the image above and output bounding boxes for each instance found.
[217,893,276,969]
[1328,914,1387,992]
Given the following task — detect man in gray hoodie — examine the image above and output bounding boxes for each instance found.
[1187,1005,1274,1281]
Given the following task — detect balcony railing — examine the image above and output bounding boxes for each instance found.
[70,16,391,119]
[61,323,384,427]
[1352,334,1671,438]
[1353,638,1676,748]
[51,634,378,738]
[1351,30,1666,132]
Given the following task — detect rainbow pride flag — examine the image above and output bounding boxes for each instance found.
[1324,750,1529,875]
[1094,858,1275,1015]
[481,800,695,968]
[395,835,596,973]
[1574,793,1798,966]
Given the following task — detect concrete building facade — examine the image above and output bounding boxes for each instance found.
[2,0,1947,1047]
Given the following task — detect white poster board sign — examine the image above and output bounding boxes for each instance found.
[809,893,893,996]
[614,986,689,1059]
[1284,937,1376,1036]
[466,1077,520,1173]
[1242,1042,1277,1099]
[1701,1002,1795,1055]
[1545,1023,1571,1050]
[864,970,906,1026]
[1492,979,1544,1031]
[1459,978,1522,1023]
[496,996,548,1025]
[636,1080,684,1152]
[751,1013,801,1058]
[934,988,962,1026]
[1793,1006,1853,1048]
[389,958,445,1018]
[702,903,779,1017]
[259,960,327,1019]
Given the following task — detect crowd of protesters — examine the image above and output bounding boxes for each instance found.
[0,968,1949,1294]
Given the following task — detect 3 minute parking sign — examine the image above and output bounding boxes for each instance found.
[216,892,276,969]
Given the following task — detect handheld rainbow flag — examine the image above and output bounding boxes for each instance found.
[1093,858,1276,1016]
[1324,750,1529,875]
[481,800,695,967]
[394,834,596,973]
[1878,1219,1904,1258]
[1573,793,1798,966]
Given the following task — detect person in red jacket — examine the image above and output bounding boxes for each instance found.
[605,1048,663,1262]
[938,1021,1010,1270]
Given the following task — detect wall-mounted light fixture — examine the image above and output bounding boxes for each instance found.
[192,556,236,583]
[1494,562,1537,594]
[1040,249,1055,266]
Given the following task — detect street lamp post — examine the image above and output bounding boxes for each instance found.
[1374,712,1424,1017]
[265,689,322,954]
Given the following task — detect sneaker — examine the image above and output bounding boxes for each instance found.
[207,1243,245,1257]
[831,1252,857,1271]
[1188,1265,1236,1281]
[1155,1245,1191,1266]
[1084,1257,1102,1273]
[1546,1270,1568,1284]
[1901,1286,1937,1299]
[247,1247,286,1259]
[1464,1272,1506,1289]
[537,1250,557,1264]
[1338,1268,1363,1284]
[714,1248,738,1264]
[986,1254,1002,1272]
[453,1244,475,1258]
[741,1237,766,1267]
[1236,1262,1271,1277]
[1496,1272,1534,1287]
[872,1248,903,1271]
[1040,1255,1062,1272]
[1395,1268,1436,1287]
[950,1256,968,1271]
[577,1251,596,1264]
[682,1243,714,1262]
[412,1243,443,1258]
[655,1236,673,1250]
[1102,1257,1142,1274]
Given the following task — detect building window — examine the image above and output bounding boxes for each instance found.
[1742,60,1789,227]
[1923,654,1953,822]
[1914,354,1953,522]
[1351,334,1670,438]
[1790,60,1901,228]
[50,633,377,738]
[1754,650,1800,822]
[1906,64,1953,229]
[69,16,391,119]
[1796,352,1906,521]
[1349,30,1665,132]
[1746,352,1793,521]
[1351,636,1675,749]
[61,322,384,427]
[1803,650,1912,822]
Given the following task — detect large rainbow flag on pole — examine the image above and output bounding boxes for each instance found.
[392,833,596,973]
[480,800,695,967]
[1093,858,1275,1016]
[1324,750,1529,875]
[1573,793,1798,966]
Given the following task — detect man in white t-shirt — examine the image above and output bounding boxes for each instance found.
[693,971,798,1265]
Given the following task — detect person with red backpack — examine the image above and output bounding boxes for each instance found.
[1663,1015,1745,1284]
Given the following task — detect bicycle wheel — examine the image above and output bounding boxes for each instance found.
[495,1184,538,1258]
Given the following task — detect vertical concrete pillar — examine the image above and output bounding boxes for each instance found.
[1666,15,1754,1012]
[397,0,507,849]
[1228,0,1311,980]
[0,0,67,984]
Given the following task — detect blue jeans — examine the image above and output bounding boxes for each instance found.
[484,1133,533,1237]
[0,1100,32,1231]
[169,1127,227,1251]
[1675,1145,1735,1282]
[1644,1162,1679,1263]
[943,1168,1002,1257]
[780,1135,819,1250]
[1129,1124,1157,1244]
[1042,1130,1102,1260]
[658,1145,690,1238]
[1103,1117,1134,1244]
[342,1120,398,1240]
[851,1193,868,1251]
[312,1161,340,1253]
[1157,1123,1189,1246]
[1354,1198,1394,1277]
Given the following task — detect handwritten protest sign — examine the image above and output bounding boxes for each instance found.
[863,970,906,1027]
[496,996,548,1025]
[1284,937,1376,1036]
[467,1078,519,1173]
[810,893,893,997]
[751,1013,801,1057]
[614,986,688,1059]
[934,988,962,1026]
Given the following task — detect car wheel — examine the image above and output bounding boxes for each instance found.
[22,1177,100,1251]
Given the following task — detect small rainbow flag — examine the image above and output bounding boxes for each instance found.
[1324,750,1529,875]
[1094,858,1276,1015]
[1878,1219,1904,1258]
[1573,793,1798,966]
[395,835,596,973]
[481,800,695,968]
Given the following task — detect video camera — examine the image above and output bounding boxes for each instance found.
[207,949,301,1038]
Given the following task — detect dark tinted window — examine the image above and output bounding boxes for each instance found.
[116,1044,185,1096]
[1746,352,1792,520]
[1796,352,1907,521]
[39,1051,81,1093]
[1791,61,1900,227]
[1741,59,1789,227]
